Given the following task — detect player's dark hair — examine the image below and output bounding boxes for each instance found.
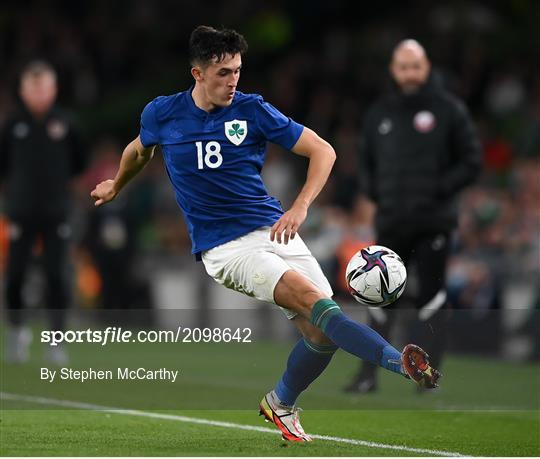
[189,26,248,66]
[20,60,57,81]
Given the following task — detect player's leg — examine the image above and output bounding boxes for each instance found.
[274,270,440,389]
[273,269,404,374]
[271,315,337,404]
[272,230,405,373]
[202,228,438,442]
[202,229,339,404]
[202,226,440,379]
[268,270,440,435]
[266,230,440,389]
[249,237,337,440]
[202,230,328,441]
[259,316,336,442]
[270,236,389,399]
[5,219,35,362]
[409,232,450,371]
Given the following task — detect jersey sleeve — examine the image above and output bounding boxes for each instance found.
[253,97,304,149]
[139,100,159,147]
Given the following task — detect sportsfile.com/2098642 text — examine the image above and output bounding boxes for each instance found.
[40,326,253,346]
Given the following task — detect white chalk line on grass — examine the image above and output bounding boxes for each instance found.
[1,392,464,457]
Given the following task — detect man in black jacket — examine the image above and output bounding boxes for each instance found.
[0,61,86,364]
[345,40,481,392]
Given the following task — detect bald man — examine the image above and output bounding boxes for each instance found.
[345,40,482,393]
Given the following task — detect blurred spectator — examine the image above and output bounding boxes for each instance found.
[0,60,87,364]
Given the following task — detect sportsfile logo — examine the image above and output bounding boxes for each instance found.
[41,327,138,346]
[40,326,253,346]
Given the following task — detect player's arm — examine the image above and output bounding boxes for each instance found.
[270,127,336,244]
[91,135,155,206]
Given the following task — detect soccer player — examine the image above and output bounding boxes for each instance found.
[91,26,440,442]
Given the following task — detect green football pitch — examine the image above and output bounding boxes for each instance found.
[1,329,539,456]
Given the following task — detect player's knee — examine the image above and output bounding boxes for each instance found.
[299,287,327,313]
[274,270,328,317]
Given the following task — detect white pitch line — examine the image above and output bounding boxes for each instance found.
[1,392,464,457]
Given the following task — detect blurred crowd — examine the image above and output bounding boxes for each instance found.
[0,0,538,325]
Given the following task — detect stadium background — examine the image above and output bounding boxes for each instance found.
[0,1,539,456]
[2,0,538,358]
[1,0,539,352]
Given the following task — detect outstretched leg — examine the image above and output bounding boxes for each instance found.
[261,270,439,441]
[201,230,439,443]
[274,270,406,374]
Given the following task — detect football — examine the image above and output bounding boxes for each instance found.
[345,245,407,307]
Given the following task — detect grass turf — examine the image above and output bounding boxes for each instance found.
[1,326,539,456]
[1,406,538,456]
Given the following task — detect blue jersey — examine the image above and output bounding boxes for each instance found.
[139,88,304,254]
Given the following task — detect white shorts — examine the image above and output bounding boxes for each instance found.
[201,226,333,319]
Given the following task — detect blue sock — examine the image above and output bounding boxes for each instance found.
[310,299,403,374]
[274,338,337,406]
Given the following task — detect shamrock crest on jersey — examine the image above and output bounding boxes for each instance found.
[225,120,247,145]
